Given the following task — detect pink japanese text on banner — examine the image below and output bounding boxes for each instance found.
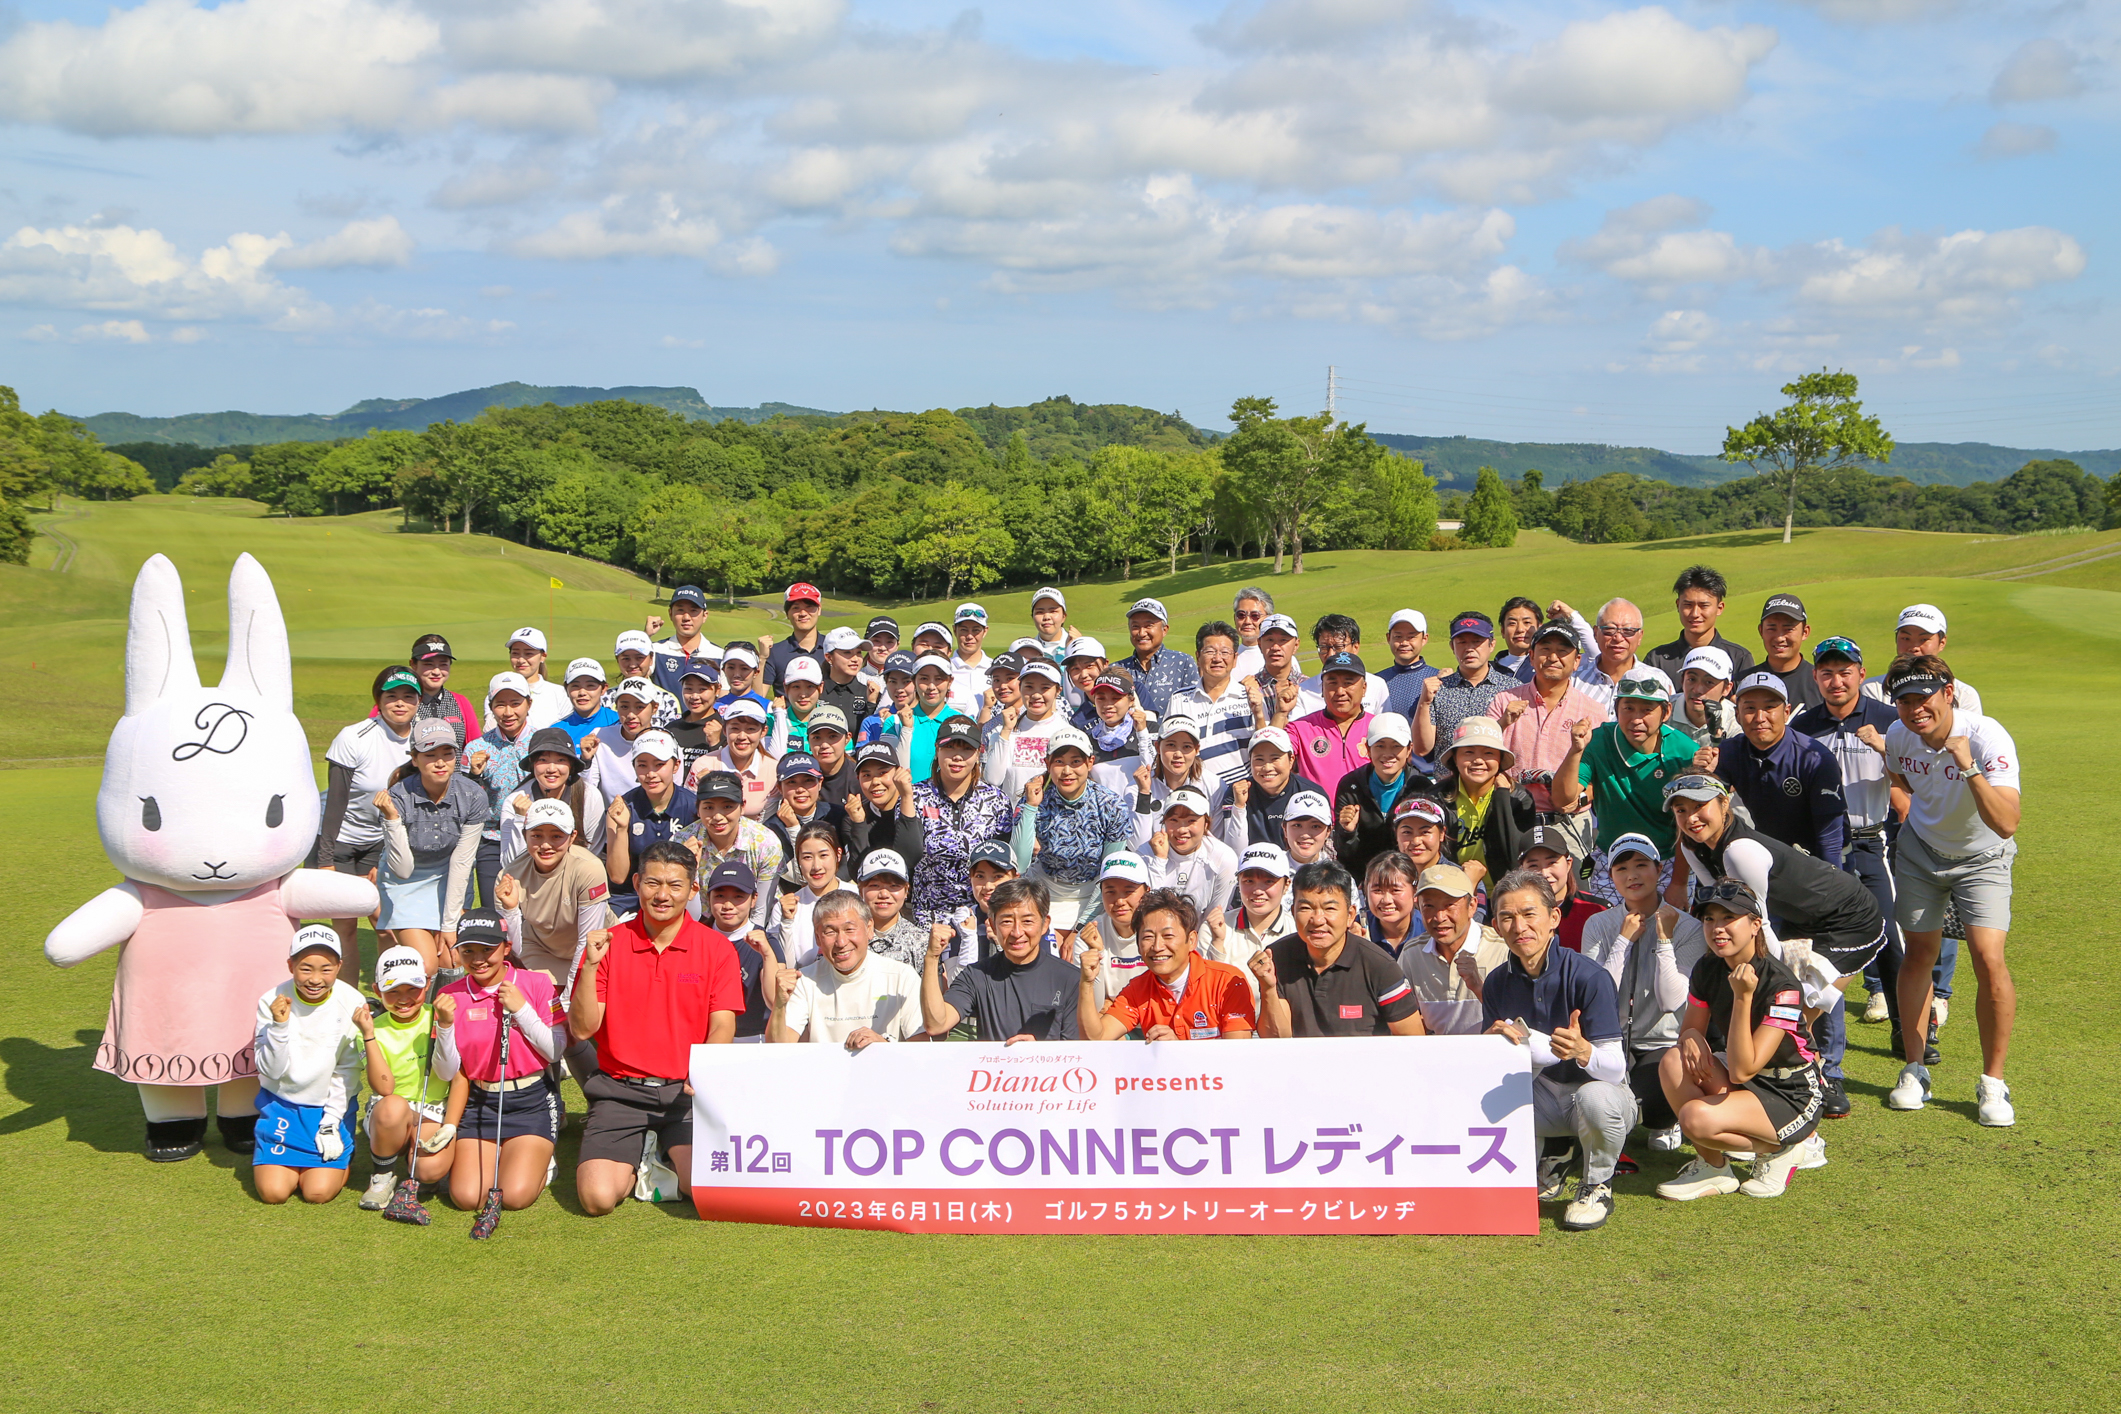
[688,1036,1537,1235]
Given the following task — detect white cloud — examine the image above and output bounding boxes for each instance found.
[273,216,415,269]
[1975,122,2057,160]
[1781,0,1957,22]
[1649,309,1716,351]
[22,318,152,342]
[443,0,844,81]
[1990,40,2086,105]
[1792,226,2087,321]
[507,193,780,274]
[0,223,326,325]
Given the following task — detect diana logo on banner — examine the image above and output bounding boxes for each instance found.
[688,1037,1536,1236]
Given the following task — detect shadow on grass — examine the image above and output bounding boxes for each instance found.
[1134,560,1291,602]
[0,1030,143,1154]
[1631,530,1818,553]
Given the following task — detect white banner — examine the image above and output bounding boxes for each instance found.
[688,1037,1537,1235]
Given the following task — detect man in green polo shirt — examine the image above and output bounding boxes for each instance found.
[1552,670,1709,906]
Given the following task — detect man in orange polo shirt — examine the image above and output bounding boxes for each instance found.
[568,840,743,1216]
[1076,888,1257,1040]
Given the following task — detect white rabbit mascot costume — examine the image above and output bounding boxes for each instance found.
[43,553,380,1162]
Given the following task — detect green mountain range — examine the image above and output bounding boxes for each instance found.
[71,382,2113,489]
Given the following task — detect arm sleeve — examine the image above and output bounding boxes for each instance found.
[382,815,414,879]
[1584,1038,1626,1086]
[508,1001,565,1064]
[440,824,482,931]
[1649,940,1690,1012]
[320,762,354,850]
[1525,1030,1560,1070]
[431,1023,461,1082]
[1568,609,1597,661]
[497,792,526,864]
[557,900,606,1008]
[1011,801,1039,873]
[1723,838,1776,910]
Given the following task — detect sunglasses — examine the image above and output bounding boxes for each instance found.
[1695,880,1761,913]
[1663,772,1727,800]
[1815,637,1862,659]
[1595,624,1642,637]
[1617,677,1667,697]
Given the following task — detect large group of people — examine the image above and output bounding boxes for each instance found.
[256,566,2020,1232]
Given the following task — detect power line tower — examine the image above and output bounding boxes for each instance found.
[1326,364,1339,427]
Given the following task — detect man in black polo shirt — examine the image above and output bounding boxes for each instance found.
[1755,593,1824,710]
[1645,565,1756,683]
[921,878,1080,1041]
[1481,866,1633,1232]
[1250,861,1424,1037]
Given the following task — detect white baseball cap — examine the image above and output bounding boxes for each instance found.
[487,671,532,701]
[1099,851,1149,884]
[1032,586,1066,609]
[1020,659,1064,685]
[912,654,954,676]
[525,797,577,835]
[1046,726,1094,758]
[954,603,988,625]
[1161,788,1213,817]
[508,626,548,651]
[1062,636,1107,662]
[721,697,769,724]
[614,629,654,655]
[1159,715,1203,743]
[1128,597,1169,623]
[1238,842,1293,879]
[1898,603,1948,634]
[1733,670,1790,704]
[1367,712,1412,746]
[631,729,682,762]
[722,644,759,669]
[375,945,429,992]
[1388,609,1428,634]
[821,627,863,653]
[1682,645,1735,682]
[1260,613,1300,639]
[1009,637,1044,656]
[783,656,823,685]
[613,676,658,704]
[564,656,606,684]
[857,848,910,881]
[913,621,951,642]
[1250,726,1294,755]
[289,923,341,959]
[1284,790,1332,824]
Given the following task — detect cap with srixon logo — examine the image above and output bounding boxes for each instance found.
[455,908,508,951]
[1019,659,1064,685]
[1760,593,1807,624]
[1237,842,1292,878]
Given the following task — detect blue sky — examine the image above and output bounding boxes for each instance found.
[0,0,2111,452]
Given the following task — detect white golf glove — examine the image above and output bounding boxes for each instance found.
[418,1123,458,1154]
[316,1121,344,1162]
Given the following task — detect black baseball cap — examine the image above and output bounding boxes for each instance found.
[696,770,745,803]
[1884,665,1951,699]
[855,742,900,769]
[1530,619,1579,648]
[1449,612,1494,641]
[988,652,1024,677]
[1518,824,1581,862]
[969,840,1015,871]
[455,908,508,951]
[884,650,917,677]
[867,617,900,640]
[707,860,758,896]
[1319,650,1367,678]
[1761,593,1807,624]
[670,585,708,609]
[410,633,453,661]
[936,717,981,749]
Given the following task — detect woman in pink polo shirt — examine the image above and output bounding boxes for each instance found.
[432,907,568,1213]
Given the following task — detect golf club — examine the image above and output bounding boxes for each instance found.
[469,1011,508,1240]
[381,1006,438,1227]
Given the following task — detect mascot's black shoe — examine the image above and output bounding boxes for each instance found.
[217,1114,257,1155]
[146,1118,208,1163]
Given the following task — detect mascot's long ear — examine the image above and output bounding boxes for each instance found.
[219,552,293,710]
[124,553,199,718]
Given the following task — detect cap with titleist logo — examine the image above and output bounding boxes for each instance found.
[1238,843,1293,879]
[1284,790,1332,824]
[1761,593,1807,624]
[525,797,577,835]
[1128,598,1169,623]
[1897,604,1947,635]
[507,626,547,652]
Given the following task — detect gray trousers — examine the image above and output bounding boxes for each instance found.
[1534,1072,1639,1185]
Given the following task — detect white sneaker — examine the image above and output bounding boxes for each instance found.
[1932,997,1949,1028]
[1739,1142,1804,1198]
[1647,1125,1684,1152]
[1724,1148,1756,1163]
[1656,1158,1739,1201]
[1559,1181,1614,1230]
[359,1170,399,1211]
[1887,1062,1932,1111]
[1976,1075,2015,1127]
[1862,991,1890,1023]
[1536,1151,1576,1201]
[1796,1132,1828,1170]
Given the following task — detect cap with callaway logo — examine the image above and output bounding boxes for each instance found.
[1760,593,1807,624]
[866,616,900,641]
[289,923,341,958]
[525,798,577,835]
[1607,831,1662,864]
[1046,726,1093,758]
[613,675,658,704]
[1898,604,1948,635]
[696,770,746,803]
[821,626,863,653]
[487,671,532,701]
[1415,864,1475,899]
[1449,612,1495,641]
[1128,598,1170,623]
[410,719,457,753]
[614,629,654,656]
[935,717,981,749]
[1813,636,1863,666]
[707,859,758,896]
[784,582,822,604]
[1260,613,1299,639]
[669,585,708,609]
[1681,645,1734,682]
[379,666,419,693]
[630,729,681,762]
[883,650,917,677]
[1238,843,1293,878]
[508,626,547,651]
[857,849,909,882]
[1250,725,1293,755]
[988,652,1023,678]
[954,603,987,625]
[1063,637,1108,662]
[1732,670,1790,703]
[970,840,1017,872]
[1284,790,1333,824]
[410,633,453,661]
[1098,851,1149,884]
[375,945,428,993]
[455,908,508,951]
[1518,824,1581,862]
[776,752,822,780]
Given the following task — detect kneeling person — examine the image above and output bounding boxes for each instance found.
[569,842,744,1216]
[770,890,924,1049]
[1078,888,1256,1039]
[252,925,366,1206]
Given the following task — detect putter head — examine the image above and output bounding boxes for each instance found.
[469,1191,502,1240]
[381,1178,431,1226]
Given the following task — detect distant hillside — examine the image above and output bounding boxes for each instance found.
[1370,433,2119,490]
[78,383,835,446]
[953,396,1217,461]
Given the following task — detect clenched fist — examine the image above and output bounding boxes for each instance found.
[433,992,457,1026]
[493,873,523,912]
[270,994,293,1024]
[581,929,612,968]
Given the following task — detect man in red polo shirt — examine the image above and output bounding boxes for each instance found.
[568,840,743,1216]
[1077,888,1256,1039]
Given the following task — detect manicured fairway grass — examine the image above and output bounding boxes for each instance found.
[3,498,2117,1411]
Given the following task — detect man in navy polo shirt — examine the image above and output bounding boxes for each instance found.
[762,582,826,693]
[1481,866,1632,1233]
[644,585,722,699]
[1121,597,1202,719]
[1717,671,1847,867]
[568,840,742,1215]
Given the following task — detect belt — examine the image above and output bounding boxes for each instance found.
[618,1074,684,1089]
[1850,825,1887,840]
[470,1073,544,1093]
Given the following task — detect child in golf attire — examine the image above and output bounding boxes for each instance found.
[252,925,367,1205]
[432,908,567,1213]
[356,945,458,1210]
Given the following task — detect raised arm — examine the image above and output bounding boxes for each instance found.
[921,926,963,1035]
[44,884,144,967]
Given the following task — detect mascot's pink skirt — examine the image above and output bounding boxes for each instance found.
[95,881,293,1085]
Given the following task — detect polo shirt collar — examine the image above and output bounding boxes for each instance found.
[1503,944,1551,981]
[629,918,693,953]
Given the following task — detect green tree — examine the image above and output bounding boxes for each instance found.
[0,387,55,510]
[176,454,255,497]
[311,430,421,514]
[1138,451,1216,575]
[1995,459,2102,532]
[0,494,30,564]
[34,410,106,506]
[74,451,154,501]
[1087,445,1164,580]
[1460,466,1520,547]
[247,441,332,512]
[1723,368,1893,544]
[1220,397,1362,573]
[901,481,1013,598]
[631,485,712,587]
[1512,469,1555,529]
[2107,473,2121,531]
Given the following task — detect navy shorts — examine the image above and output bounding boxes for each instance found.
[461,1075,561,1145]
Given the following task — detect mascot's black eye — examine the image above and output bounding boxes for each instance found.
[265,794,285,828]
[141,797,162,831]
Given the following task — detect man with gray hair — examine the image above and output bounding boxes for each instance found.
[1567,597,1648,715]
[1233,587,1274,680]
[766,890,924,1049]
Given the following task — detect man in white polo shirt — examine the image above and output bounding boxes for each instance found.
[1880,655,2022,1127]
[766,890,923,1048]
[1864,604,1983,716]
[1400,863,1507,1035]
[493,627,570,730]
